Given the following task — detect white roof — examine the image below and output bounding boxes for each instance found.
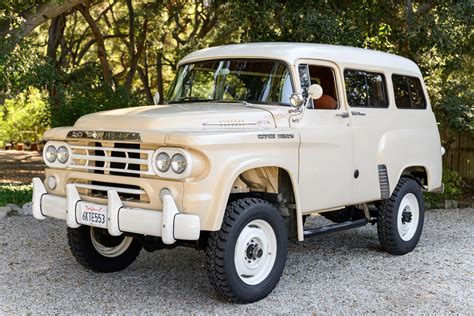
[179,42,421,76]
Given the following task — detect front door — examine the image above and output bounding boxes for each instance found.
[291,59,354,213]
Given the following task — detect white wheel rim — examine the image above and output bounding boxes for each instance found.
[234,219,277,285]
[397,193,420,241]
[90,228,133,258]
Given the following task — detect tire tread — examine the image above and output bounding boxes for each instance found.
[206,197,281,303]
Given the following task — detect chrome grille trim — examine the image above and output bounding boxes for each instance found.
[69,144,155,175]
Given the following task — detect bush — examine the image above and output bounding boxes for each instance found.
[0,87,50,144]
[0,184,32,207]
[424,169,463,207]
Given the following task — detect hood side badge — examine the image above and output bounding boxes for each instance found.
[202,119,272,128]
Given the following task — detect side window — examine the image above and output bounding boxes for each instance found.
[392,74,427,109]
[344,70,388,108]
[299,64,339,110]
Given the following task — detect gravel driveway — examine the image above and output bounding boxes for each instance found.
[1,208,473,314]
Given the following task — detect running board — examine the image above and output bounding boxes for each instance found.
[304,218,368,238]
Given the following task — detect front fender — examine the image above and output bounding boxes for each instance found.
[179,132,300,232]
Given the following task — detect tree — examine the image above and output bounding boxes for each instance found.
[0,0,471,140]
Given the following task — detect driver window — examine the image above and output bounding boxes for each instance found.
[299,64,339,110]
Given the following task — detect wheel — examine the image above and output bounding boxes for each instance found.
[377,177,425,255]
[67,225,142,272]
[321,206,365,223]
[206,198,288,303]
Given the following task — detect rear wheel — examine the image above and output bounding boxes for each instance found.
[67,226,142,272]
[206,198,287,303]
[377,177,425,255]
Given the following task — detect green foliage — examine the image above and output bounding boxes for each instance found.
[0,183,32,207]
[0,87,50,143]
[0,0,472,145]
[50,64,144,127]
[425,169,464,207]
[0,39,46,95]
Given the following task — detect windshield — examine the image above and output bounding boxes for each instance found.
[166,59,293,105]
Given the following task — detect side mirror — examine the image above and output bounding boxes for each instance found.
[308,84,323,100]
[289,93,305,108]
[153,92,160,105]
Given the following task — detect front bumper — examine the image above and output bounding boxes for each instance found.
[32,178,200,244]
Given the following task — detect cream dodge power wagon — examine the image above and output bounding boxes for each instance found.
[32,43,443,303]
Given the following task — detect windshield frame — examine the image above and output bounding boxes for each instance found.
[166,58,296,106]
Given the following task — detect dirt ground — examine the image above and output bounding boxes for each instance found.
[0,150,45,184]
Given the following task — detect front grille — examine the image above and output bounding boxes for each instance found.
[69,142,155,175]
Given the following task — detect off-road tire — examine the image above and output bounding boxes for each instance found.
[377,177,425,255]
[206,198,288,303]
[67,226,142,272]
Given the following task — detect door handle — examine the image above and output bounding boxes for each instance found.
[335,112,349,118]
[351,111,366,116]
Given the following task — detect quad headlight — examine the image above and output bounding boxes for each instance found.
[57,146,70,163]
[171,153,187,174]
[45,145,57,163]
[156,152,171,172]
[153,148,192,178]
[43,142,71,167]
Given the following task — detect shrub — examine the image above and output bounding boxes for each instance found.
[0,184,32,207]
[424,169,463,207]
[0,87,50,144]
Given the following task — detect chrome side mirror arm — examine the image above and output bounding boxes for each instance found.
[288,92,313,122]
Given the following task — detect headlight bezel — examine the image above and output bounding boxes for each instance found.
[152,147,192,179]
[42,141,71,168]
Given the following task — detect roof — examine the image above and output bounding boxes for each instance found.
[179,42,421,76]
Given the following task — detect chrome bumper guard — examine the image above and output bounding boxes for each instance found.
[32,178,200,244]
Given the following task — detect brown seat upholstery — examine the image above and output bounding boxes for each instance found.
[314,94,337,109]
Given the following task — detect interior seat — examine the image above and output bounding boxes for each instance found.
[314,95,338,109]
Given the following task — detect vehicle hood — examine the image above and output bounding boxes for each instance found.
[74,103,277,131]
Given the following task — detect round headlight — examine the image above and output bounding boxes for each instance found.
[171,153,187,174]
[57,146,69,164]
[156,152,171,172]
[45,145,57,163]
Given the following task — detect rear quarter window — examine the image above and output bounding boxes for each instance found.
[344,69,388,108]
[392,74,427,109]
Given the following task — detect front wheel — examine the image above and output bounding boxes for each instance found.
[67,226,142,272]
[206,198,287,303]
[377,177,425,255]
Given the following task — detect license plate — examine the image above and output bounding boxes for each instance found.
[78,202,107,229]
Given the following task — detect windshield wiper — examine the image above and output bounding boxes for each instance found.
[168,97,213,104]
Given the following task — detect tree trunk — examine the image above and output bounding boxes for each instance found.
[47,14,66,113]
[156,52,164,104]
[138,67,153,105]
[77,4,115,89]
[0,0,84,47]
[47,14,66,66]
